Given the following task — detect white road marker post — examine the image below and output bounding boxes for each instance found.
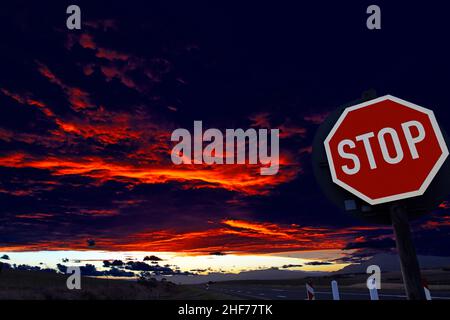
[422,278,432,301]
[424,286,432,301]
[368,277,379,300]
[306,281,315,300]
[369,287,379,300]
[331,280,340,300]
[367,266,380,300]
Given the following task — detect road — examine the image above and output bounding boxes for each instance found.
[199,284,450,300]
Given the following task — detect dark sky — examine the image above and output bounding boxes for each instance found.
[0,1,449,259]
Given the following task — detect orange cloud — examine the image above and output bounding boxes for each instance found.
[222,219,295,238]
[54,113,146,145]
[0,219,380,254]
[0,150,299,196]
[1,88,54,117]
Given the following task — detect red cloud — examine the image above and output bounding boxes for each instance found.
[304,112,330,124]
[249,112,272,128]
[15,213,55,219]
[0,150,300,196]
[1,88,54,117]
[279,123,307,138]
[77,209,119,216]
[1,85,137,147]
[250,112,307,138]
[65,33,172,93]
[419,213,450,230]
[71,33,130,62]
[37,62,94,111]
[100,64,136,88]
[96,48,129,61]
[79,34,96,49]
[0,218,382,254]
[439,201,449,209]
[84,19,117,31]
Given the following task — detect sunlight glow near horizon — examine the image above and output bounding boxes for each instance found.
[0,249,350,274]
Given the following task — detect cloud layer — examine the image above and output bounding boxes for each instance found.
[0,2,449,261]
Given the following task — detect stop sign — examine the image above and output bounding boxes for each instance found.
[324,95,449,205]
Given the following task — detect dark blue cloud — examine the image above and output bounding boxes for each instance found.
[0,1,449,259]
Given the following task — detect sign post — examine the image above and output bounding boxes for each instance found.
[323,95,448,206]
[390,204,425,300]
[313,94,450,300]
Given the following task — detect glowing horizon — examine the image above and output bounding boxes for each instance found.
[0,249,351,277]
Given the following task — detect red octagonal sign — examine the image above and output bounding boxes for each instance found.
[324,95,449,205]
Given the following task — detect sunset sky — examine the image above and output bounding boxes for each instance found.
[1,2,450,278]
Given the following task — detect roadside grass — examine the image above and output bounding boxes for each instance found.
[0,269,206,300]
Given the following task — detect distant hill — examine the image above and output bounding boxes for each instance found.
[336,253,450,274]
[160,268,326,284]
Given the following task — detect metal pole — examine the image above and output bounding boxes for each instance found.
[390,204,426,300]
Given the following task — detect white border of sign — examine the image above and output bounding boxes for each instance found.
[324,95,449,205]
